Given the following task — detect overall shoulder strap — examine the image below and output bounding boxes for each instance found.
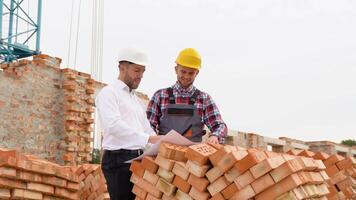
[189,89,200,105]
[167,87,175,104]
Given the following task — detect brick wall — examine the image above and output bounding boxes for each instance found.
[0,55,103,165]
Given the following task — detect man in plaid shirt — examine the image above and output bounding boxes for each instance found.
[146,48,227,144]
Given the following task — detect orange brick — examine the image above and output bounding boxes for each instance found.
[206,167,224,183]
[313,159,326,171]
[251,173,275,194]
[209,145,236,166]
[129,160,145,177]
[276,191,299,200]
[323,154,344,168]
[142,156,159,174]
[282,153,296,161]
[270,158,303,183]
[307,171,324,184]
[155,155,175,171]
[298,150,315,157]
[221,183,237,199]
[287,149,302,156]
[319,170,330,181]
[172,161,189,180]
[67,181,80,191]
[336,157,356,170]
[209,192,225,200]
[234,170,255,190]
[145,193,160,200]
[173,175,191,193]
[325,164,339,177]
[264,150,280,158]
[27,182,54,194]
[158,143,187,162]
[143,170,159,185]
[234,151,267,174]
[255,173,304,200]
[189,186,211,200]
[130,173,163,199]
[157,167,175,183]
[249,156,285,179]
[313,152,330,160]
[12,188,43,200]
[186,143,217,165]
[0,177,26,189]
[230,185,256,200]
[207,176,229,196]
[330,170,348,185]
[188,174,210,192]
[217,150,247,172]
[156,178,177,196]
[185,160,209,178]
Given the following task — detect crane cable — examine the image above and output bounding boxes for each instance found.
[66,0,75,67]
[73,0,82,69]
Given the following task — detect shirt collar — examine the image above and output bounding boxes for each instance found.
[173,81,196,95]
[114,79,134,93]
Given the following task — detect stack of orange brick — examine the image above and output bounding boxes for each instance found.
[287,150,356,199]
[130,142,331,200]
[0,148,110,200]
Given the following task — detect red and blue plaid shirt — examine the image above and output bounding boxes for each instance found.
[146,82,228,143]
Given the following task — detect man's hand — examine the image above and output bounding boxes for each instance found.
[148,135,163,144]
[206,135,219,144]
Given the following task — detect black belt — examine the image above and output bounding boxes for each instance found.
[104,149,144,156]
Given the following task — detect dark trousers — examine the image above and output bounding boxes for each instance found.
[101,150,140,200]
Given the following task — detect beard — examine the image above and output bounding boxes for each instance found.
[124,76,140,90]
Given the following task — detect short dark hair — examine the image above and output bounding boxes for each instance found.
[118,61,133,68]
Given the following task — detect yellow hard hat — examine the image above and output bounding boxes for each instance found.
[175,48,201,70]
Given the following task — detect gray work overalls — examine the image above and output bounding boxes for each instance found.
[158,87,205,142]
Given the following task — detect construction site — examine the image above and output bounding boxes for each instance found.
[0,1,355,200]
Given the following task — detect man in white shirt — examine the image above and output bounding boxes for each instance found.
[96,48,162,200]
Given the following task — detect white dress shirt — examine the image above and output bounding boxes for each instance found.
[95,79,156,150]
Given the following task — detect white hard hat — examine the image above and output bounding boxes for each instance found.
[117,47,148,67]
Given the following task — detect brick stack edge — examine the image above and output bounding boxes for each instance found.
[0,148,109,200]
[129,143,355,200]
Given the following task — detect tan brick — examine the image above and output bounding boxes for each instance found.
[270,158,303,183]
[249,156,285,179]
[276,191,299,200]
[12,188,43,200]
[186,143,217,165]
[0,177,26,189]
[130,173,162,199]
[185,160,209,178]
[296,157,318,171]
[188,174,210,192]
[298,150,315,158]
[230,185,256,200]
[54,187,79,200]
[0,167,16,178]
[189,186,211,200]
[27,182,54,194]
[155,155,175,171]
[255,173,304,200]
[158,143,187,162]
[172,161,189,181]
[0,188,11,199]
[142,156,159,174]
[234,170,255,190]
[42,176,67,187]
[143,170,159,185]
[175,189,193,200]
[146,193,161,200]
[206,167,224,183]
[157,167,175,183]
[224,166,241,183]
[207,176,229,196]
[156,178,177,196]
[173,175,191,193]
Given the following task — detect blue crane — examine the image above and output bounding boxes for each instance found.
[0,0,42,63]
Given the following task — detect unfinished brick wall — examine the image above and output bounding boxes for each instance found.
[0,54,102,165]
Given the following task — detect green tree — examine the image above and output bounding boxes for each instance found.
[341,139,356,147]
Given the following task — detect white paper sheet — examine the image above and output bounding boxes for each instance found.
[126,130,196,163]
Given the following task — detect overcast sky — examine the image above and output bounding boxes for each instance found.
[40,0,356,143]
